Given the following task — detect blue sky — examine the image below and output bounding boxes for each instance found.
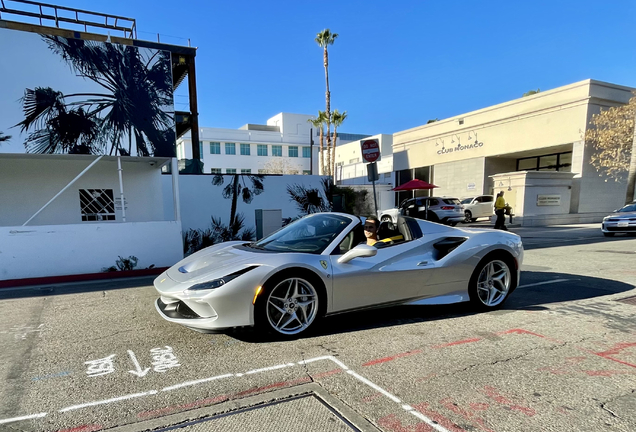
[2,0,636,153]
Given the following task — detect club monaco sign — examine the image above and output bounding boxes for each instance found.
[437,141,484,155]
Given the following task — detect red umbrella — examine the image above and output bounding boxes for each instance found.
[391,179,438,191]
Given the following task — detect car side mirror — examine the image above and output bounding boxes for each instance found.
[337,244,377,264]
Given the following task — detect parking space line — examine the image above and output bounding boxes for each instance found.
[162,373,234,392]
[517,279,570,289]
[58,390,159,413]
[0,413,47,424]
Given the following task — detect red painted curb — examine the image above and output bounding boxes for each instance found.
[0,267,168,289]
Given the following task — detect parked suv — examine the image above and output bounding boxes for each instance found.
[461,195,495,222]
[381,197,464,226]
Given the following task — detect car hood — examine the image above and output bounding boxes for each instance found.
[606,211,636,219]
[166,241,263,284]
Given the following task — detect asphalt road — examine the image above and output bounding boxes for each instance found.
[1,224,635,432]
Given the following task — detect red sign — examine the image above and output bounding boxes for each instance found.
[360,139,381,163]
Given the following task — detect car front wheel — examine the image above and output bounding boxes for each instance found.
[468,256,513,310]
[257,273,322,338]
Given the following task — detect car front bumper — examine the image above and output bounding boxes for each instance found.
[602,220,636,234]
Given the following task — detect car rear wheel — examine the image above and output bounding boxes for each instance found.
[257,273,322,338]
[468,255,513,310]
[603,232,615,237]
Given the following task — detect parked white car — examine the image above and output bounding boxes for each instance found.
[461,195,495,222]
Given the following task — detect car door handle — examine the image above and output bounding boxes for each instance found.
[417,261,429,266]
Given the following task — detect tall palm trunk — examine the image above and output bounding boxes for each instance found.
[332,128,338,180]
[319,128,324,175]
[323,47,332,177]
[626,114,636,204]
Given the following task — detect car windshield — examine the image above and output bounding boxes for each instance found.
[443,198,461,205]
[252,214,351,253]
[617,203,636,212]
[461,198,473,204]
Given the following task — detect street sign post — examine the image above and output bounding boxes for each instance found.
[361,139,381,214]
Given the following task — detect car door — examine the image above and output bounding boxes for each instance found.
[479,196,494,217]
[329,241,432,312]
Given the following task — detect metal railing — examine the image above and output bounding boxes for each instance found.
[0,0,136,38]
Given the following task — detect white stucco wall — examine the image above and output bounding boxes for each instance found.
[433,157,485,198]
[0,155,168,226]
[162,174,331,234]
[0,221,183,280]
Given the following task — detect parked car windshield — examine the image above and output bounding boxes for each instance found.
[617,203,636,213]
[461,198,474,204]
[252,214,351,253]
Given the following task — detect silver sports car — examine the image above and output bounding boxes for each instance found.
[601,201,636,237]
[154,213,523,338]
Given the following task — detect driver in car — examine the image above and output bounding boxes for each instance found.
[364,216,380,246]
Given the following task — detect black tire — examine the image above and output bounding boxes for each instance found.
[603,232,615,237]
[426,211,439,223]
[449,221,458,227]
[468,253,516,311]
[254,271,325,339]
[464,210,473,223]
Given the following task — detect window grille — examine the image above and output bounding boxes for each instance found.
[80,189,116,221]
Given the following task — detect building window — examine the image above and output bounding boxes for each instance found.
[199,141,203,159]
[210,168,221,174]
[257,144,268,156]
[384,172,391,178]
[210,142,221,154]
[258,169,267,174]
[225,142,236,155]
[272,145,282,157]
[516,151,572,172]
[303,170,311,175]
[226,168,237,174]
[302,147,311,158]
[80,189,116,221]
[241,169,251,174]
[349,158,360,164]
[288,146,298,157]
[240,143,251,155]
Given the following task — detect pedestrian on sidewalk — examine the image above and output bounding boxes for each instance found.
[494,191,508,230]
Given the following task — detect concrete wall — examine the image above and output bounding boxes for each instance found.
[433,157,485,198]
[0,221,183,280]
[484,157,517,195]
[334,134,393,185]
[0,156,167,227]
[162,174,331,234]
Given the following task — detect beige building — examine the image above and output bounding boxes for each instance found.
[393,79,634,222]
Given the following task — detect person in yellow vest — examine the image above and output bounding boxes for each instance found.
[494,191,508,230]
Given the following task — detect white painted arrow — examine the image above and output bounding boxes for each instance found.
[127,350,150,377]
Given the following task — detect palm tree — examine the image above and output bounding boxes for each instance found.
[212,173,265,227]
[286,183,331,215]
[16,35,174,156]
[0,131,10,144]
[308,111,326,174]
[315,29,338,176]
[330,109,347,178]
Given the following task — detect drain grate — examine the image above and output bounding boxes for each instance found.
[155,393,360,431]
[616,295,636,306]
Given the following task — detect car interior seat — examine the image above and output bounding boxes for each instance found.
[377,221,404,244]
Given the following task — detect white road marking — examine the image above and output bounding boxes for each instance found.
[6,355,452,432]
[0,413,46,424]
[162,374,234,392]
[127,350,150,377]
[517,279,570,289]
[346,370,401,403]
[245,363,291,375]
[58,390,158,413]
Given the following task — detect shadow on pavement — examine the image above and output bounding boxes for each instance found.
[231,271,635,343]
[520,232,636,251]
[0,276,156,300]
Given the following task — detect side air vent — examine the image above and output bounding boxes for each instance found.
[433,237,468,260]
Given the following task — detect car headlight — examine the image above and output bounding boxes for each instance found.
[187,266,258,291]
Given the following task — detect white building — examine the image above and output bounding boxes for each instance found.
[177,113,369,175]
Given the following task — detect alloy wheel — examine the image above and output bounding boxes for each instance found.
[464,210,472,223]
[266,277,319,335]
[476,260,511,307]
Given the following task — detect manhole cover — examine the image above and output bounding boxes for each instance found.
[616,295,636,306]
[156,394,360,432]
